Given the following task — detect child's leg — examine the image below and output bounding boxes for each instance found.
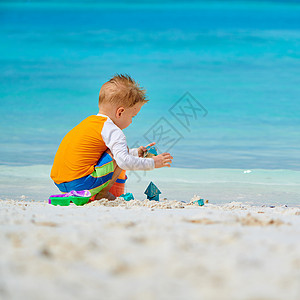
[94,149,123,200]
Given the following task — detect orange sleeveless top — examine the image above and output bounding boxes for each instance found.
[50,115,108,184]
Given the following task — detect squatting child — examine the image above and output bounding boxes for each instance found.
[50,74,173,200]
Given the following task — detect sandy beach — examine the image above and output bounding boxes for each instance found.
[1,1,299,300]
[1,198,299,300]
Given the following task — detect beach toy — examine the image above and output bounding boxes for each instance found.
[144,146,158,158]
[49,190,91,206]
[120,192,134,201]
[144,181,161,201]
[193,199,204,206]
[190,195,206,206]
[109,170,127,197]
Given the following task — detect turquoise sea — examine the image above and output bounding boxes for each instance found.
[0,1,299,204]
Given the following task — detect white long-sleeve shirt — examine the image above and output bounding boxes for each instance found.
[98,114,155,171]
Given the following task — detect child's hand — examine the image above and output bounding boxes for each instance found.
[137,142,156,157]
[153,153,173,168]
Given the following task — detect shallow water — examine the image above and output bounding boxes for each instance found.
[0,164,299,207]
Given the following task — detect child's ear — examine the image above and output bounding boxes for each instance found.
[116,107,125,118]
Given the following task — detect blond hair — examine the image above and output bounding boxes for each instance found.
[99,74,148,108]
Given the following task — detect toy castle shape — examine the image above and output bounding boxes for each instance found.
[144,181,161,201]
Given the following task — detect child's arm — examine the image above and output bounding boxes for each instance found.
[102,121,172,170]
[128,148,139,157]
[128,142,155,157]
[135,142,156,158]
[102,121,153,170]
[133,142,173,168]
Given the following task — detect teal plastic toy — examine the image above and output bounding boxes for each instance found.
[193,199,204,206]
[120,192,134,201]
[144,146,158,158]
[144,181,161,201]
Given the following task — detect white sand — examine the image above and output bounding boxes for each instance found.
[0,198,300,300]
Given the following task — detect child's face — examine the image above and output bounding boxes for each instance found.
[115,102,144,130]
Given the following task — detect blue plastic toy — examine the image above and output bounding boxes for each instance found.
[144,146,158,158]
[144,181,161,201]
[120,192,134,201]
[193,199,204,206]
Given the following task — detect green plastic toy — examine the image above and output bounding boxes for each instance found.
[49,190,91,206]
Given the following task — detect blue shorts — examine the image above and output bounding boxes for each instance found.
[55,152,114,196]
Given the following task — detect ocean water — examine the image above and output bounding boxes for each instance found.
[0,164,299,206]
[0,1,299,203]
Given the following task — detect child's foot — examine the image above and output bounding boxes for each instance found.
[94,191,116,201]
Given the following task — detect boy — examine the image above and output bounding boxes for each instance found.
[50,74,173,200]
